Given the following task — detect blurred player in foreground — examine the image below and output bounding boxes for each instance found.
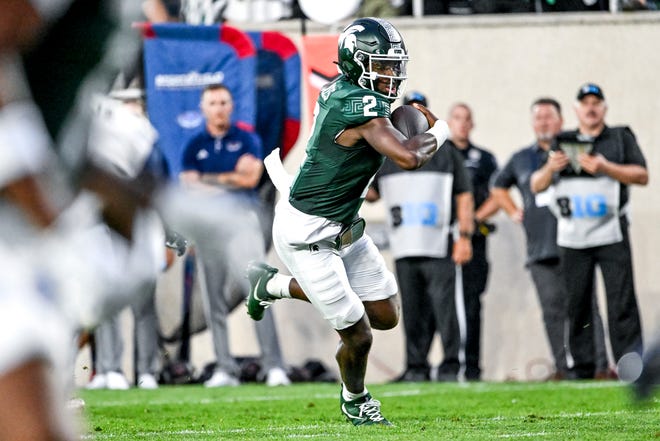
[0,0,193,438]
[246,17,449,426]
[0,1,115,438]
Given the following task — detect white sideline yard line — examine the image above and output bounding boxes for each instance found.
[81,430,216,439]
[86,393,333,407]
[496,432,553,438]
[495,431,557,439]
[467,381,626,392]
[84,388,424,408]
[491,408,660,440]
[81,425,345,439]
[83,381,626,408]
[489,407,658,421]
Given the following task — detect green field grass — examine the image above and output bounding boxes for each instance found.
[79,381,659,440]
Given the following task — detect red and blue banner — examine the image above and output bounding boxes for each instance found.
[247,31,301,160]
[141,23,257,178]
[301,34,340,125]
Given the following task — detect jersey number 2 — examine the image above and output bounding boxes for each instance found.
[363,96,377,117]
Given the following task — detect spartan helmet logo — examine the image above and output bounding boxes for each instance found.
[338,25,364,55]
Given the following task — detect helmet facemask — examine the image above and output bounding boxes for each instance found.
[355,50,408,100]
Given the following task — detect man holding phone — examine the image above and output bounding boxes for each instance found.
[530,83,648,379]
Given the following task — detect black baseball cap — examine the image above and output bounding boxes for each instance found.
[403,91,428,106]
[577,83,605,101]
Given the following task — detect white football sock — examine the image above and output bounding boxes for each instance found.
[342,384,367,401]
[266,274,292,298]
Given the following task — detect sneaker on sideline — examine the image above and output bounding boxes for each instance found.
[137,373,159,389]
[340,391,392,426]
[85,374,107,390]
[245,261,279,321]
[204,370,240,387]
[106,371,130,390]
[266,367,291,387]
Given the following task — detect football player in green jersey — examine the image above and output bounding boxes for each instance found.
[247,17,449,426]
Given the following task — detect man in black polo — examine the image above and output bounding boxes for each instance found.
[492,97,609,380]
[445,102,500,381]
[531,83,648,379]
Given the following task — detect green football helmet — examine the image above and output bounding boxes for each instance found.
[337,17,409,100]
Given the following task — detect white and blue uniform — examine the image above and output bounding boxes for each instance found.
[494,143,610,378]
[374,142,472,381]
[548,126,646,378]
[0,105,73,387]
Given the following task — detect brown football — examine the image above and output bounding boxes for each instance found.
[390,104,430,139]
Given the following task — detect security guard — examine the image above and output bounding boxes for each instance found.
[445,102,500,381]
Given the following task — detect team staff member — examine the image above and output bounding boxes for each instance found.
[531,83,648,379]
[445,103,499,381]
[180,83,290,388]
[246,18,450,425]
[492,97,609,380]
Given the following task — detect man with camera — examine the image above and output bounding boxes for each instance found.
[531,83,648,379]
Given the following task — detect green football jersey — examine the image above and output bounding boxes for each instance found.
[289,76,392,225]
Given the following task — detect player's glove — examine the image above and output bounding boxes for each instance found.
[165,229,188,256]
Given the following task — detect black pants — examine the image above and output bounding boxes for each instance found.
[559,230,643,379]
[459,236,489,380]
[396,256,461,379]
[529,260,609,376]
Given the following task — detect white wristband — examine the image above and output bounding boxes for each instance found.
[425,120,450,147]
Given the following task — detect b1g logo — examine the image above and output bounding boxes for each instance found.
[556,194,607,218]
[390,202,438,227]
